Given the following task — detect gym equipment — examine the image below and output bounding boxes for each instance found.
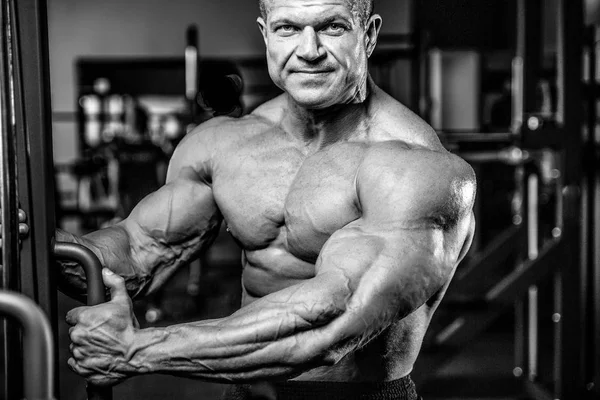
[53,241,112,400]
[0,291,54,400]
[415,1,599,399]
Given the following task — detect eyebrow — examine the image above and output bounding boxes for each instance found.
[269,15,352,28]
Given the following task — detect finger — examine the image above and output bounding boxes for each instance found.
[72,347,86,361]
[102,269,129,302]
[65,306,86,325]
[68,357,94,378]
[69,326,86,345]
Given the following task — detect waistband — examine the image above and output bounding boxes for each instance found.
[223,375,419,400]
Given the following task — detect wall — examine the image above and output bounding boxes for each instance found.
[48,0,268,112]
[48,0,411,112]
[47,0,412,164]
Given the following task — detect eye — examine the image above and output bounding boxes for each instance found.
[323,23,346,34]
[276,25,298,35]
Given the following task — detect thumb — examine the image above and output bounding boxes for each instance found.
[102,268,129,302]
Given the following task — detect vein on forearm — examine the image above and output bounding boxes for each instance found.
[124,279,348,382]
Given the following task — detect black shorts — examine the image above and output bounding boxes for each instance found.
[221,375,420,400]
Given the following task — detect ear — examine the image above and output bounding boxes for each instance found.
[257,17,269,47]
[364,14,382,58]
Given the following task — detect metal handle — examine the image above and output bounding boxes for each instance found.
[0,290,54,400]
[52,241,112,400]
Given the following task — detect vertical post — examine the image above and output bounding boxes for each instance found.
[410,0,421,113]
[9,0,59,397]
[0,1,23,399]
[526,173,539,381]
[585,25,600,399]
[513,0,542,388]
[513,0,542,137]
[555,0,585,398]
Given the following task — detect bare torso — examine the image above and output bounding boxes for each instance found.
[200,87,452,382]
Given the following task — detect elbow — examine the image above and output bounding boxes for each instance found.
[285,322,360,371]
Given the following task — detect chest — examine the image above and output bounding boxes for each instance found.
[212,142,365,261]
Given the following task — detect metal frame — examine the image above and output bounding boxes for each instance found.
[415,1,593,399]
[0,0,58,398]
[583,23,600,400]
[0,1,24,398]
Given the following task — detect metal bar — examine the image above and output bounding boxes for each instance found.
[10,1,59,395]
[0,290,54,400]
[513,0,542,136]
[11,0,58,315]
[52,242,105,305]
[553,268,562,396]
[0,1,23,398]
[526,173,539,381]
[52,241,112,400]
[451,224,524,288]
[584,25,600,395]
[439,131,513,143]
[0,0,20,295]
[486,238,564,305]
[594,165,600,393]
[556,0,585,397]
[425,240,564,355]
[523,379,554,400]
[556,187,585,399]
[409,0,420,113]
[8,0,35,302]
[458,146,529,165]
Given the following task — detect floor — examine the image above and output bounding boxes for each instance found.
[52,227,521,400]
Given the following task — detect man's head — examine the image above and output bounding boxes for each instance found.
[259,0,375,28]
[257,0,382,110]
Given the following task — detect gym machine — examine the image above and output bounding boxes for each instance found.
[414,0,600,399]
[0,0,117,398]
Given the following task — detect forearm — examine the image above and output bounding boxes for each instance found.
[114,280,347,382]
[118,323,304,382]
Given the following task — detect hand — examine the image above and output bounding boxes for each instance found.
[66,268,140,386]
[0,209,29,247]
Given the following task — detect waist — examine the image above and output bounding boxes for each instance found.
[224,376,419,400]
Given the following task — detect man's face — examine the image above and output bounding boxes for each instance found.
[258,0,381,109]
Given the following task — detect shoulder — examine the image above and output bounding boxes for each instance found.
[250,94,287,124]
[369,85,443,151]
[166,114,275,182]
[357,142,476,227]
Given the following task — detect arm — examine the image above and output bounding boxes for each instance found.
[68,146,476,385]
[56,126,222,300]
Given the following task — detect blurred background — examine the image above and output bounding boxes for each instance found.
[2,0,596,399]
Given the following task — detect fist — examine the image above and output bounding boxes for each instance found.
[66,269,139,386]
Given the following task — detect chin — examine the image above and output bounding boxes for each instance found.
[288,87,339,109]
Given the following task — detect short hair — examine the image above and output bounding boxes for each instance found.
[259,0,374,27]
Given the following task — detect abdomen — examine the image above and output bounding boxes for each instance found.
[241,244,317,299]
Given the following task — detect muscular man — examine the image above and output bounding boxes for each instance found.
[60,0,476,399]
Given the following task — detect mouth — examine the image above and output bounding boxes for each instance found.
[293,70,334,74]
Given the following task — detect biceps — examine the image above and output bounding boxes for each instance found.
[313,226,449,343]
[123,179,222,269]
[127,179,221,241]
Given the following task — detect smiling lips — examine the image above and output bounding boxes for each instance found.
[293,70,333,75]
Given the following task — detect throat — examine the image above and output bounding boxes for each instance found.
[282,91,374,152]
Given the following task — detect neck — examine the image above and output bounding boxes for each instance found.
[282,77,376,152]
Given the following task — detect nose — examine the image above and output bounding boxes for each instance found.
[296,27,325,62]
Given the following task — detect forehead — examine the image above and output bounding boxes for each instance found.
[265,0,356,20]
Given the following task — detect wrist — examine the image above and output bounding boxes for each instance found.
[122,327,169,376]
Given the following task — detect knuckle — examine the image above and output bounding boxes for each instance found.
[69,327,85,343]
[72,347,85,361]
